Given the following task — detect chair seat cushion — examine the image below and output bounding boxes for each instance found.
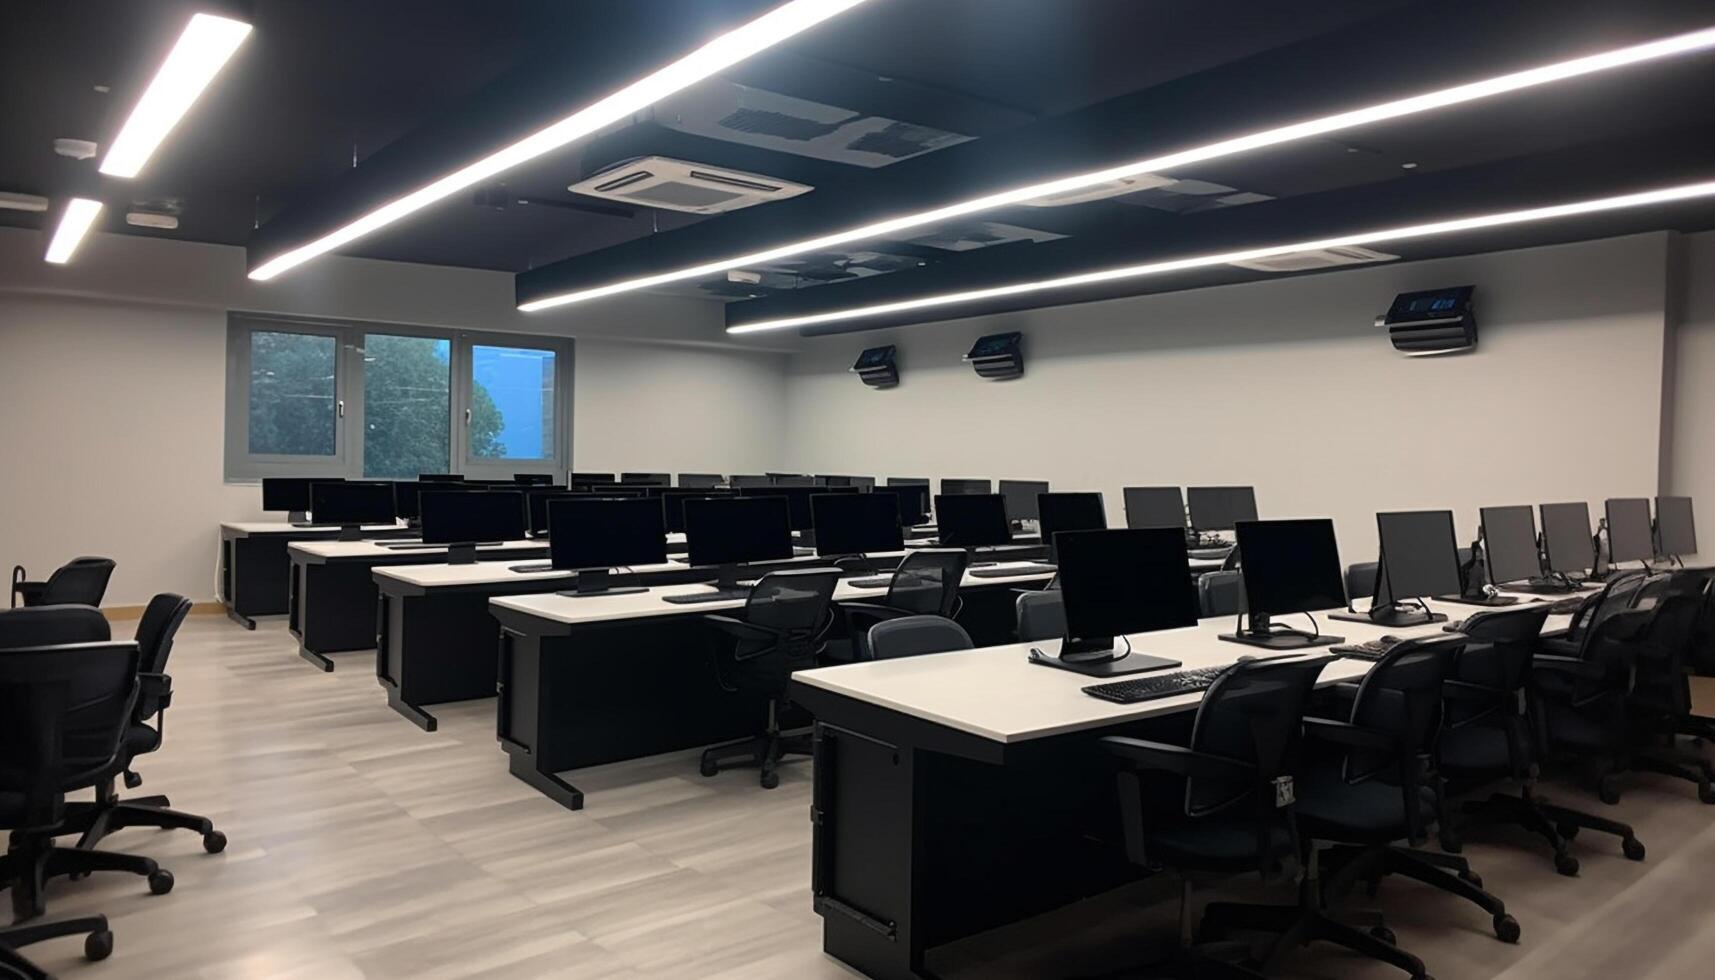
[1147,817,1295,872]
[1438,724,1514,774]
[1296,765,1437,843]
[1543,706,1614,749]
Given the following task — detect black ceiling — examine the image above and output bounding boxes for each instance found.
[6,0,1715,336]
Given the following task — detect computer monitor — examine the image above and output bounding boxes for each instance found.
[940,478,992,496]
[774,475,818,488]
[391,481,426,523]
[309,481,395,539]
[620,472,670,486]
[1123,487,1187,530]
[1044,528,1198,671]
[1606,498,1654,564]
[847,476,877,490]
[683,495,795,592]
[419,490,525,563]
[1339,510,1461,627]
[547,497,667,596]
[887,477,929,486]
[525,488,578,536]
[737,486,856,532]
[1540,502,1596,575]
[1187,486,1258,532]
[418,473,464,483]
[812,492,904,557]
[1655,496,1697,558]
[678,473,723,489]
[998,480,1050,523]
[569,472,616,488]
[934,494,1012,548]
[1037,492,1107,562]
[658,488,728,533]
[729,474,773,489]
[891,484,932,527]
[1223,519,1346,649]
[261,476,344,522]
[1481,505,1546,588]
[513,473,553,486]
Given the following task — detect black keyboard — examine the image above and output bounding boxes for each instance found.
[1329,636,1406,660]
[1083,666,1227,705]
[848,575,891,588]
[661,589,752,605]
[509,563,554,573]
[969,563,1057,578]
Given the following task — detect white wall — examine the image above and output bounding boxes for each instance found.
[780,233,1675,564]
[1666,230,1715,559]
[0,227,782,605]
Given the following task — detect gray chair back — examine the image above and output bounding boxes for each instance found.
[867,615,973,661]
[1198,570,1246,618]
[1345,562,1379,604]
[1015,590,1065,643]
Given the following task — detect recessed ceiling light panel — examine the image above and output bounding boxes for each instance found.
[99,13,252,179]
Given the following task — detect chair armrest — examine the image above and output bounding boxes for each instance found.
[838,601,908,620]
[137,671,173,718]
[1442,678,1501,702]
[1303,717,1399,751]
[1100,736,1252,778]
[1532,654,1607,680]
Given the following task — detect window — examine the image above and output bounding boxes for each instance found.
[225,314,572,482]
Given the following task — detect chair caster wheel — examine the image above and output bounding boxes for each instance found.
[760,770,780,790]
[1553,852,1579,877]
[85,929,113,961]
[1598,777,1622,805]
[203,830,227,854]
[148,869,174,895]
[1623,837,1646,861]
[1439,835,1462,855]
[1459,869,1484,889]
[1369,925,1397,945]
[1556,822,1580,840]
[699,757,719,778]
[1493,914,1520,944]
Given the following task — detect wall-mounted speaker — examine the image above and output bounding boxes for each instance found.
[1381,285,1476,356]
[851,345,898,388]
[964,332,1023,380]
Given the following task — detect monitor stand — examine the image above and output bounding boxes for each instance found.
[1219,613,1341,650]
[1509,574,1580,595]
[337,524,365,542]
[288,510,315,528]
[446,543,478,565]
[1437,590,1521,607]
[557,567,645,598]
[1027,636,1181,678]
[1329,601,1447,628]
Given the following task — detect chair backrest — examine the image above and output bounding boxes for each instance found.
[0,638,139,827]
[1344,636,1464,786]
[1184,656,1332,817]
[1198,570,1246,618]
[739,568,841,656]
[1015,590,1065,643]
[0,605,111,648]
[135,593,193,675]
[1569,569,1649,644]
[885,549,969,616]
[35,557,117,608]
[1626,572,1712,715]
[867,614,973,660]
[1345,562,1379,604]
[1451,604,1554,697]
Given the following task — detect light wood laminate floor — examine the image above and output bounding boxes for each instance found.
[17,615,1715,979]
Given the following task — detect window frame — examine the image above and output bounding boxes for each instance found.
[225,312,574,483]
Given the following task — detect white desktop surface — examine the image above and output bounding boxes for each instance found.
[379,559,677,588]
[490,561,1060,627]
[223,520,405,535]
[794,596,1580,745]
[289,538,540,560]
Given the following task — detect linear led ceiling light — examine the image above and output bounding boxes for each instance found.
[99,13,252,179]
[522,23,1715,312]
[249,0,872,281]
[44,198,105,264]
[727,178,1715,334]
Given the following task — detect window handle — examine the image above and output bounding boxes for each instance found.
[464,408,472,425]
[337,399,345,418]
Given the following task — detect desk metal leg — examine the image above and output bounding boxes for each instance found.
[504,743,585,811]
[383,683,439,732]
[224,605,257,631]
[298,644,335,672]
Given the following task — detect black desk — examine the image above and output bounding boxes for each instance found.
[218,521,411,629]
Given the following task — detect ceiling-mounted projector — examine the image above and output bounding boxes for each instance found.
[851,345,898,389]
[1380,286,1477,356]
[964,332,1023,380]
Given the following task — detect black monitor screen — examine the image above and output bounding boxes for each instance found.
[887,477,929,486]
[1057,529,1199,641]
[684,496,794,567]
[1540,502,1595,573]
[1606,498,1654,563]
[1187,486,1258,531]
[729,474,774,489]
[659,489,729,533]
[812,492,905,557]
[310,481,394,526]
[891,484,932,526]
[998,480,1049,522]
[738,486,855,530]
[526,489,578,535]
[678,473,723,489]
[1481,505,1543,586]
[420,491,525,545]
[1234,519,1346,616]
[934,494,1012,547]
[513,473,553,485]
[1123,487,1186,530]
[548,497,667,570]
[418,474,464,483]
[1039,492,1107,560]
[262,476,342,512]
[941,478,992,496]
[1376,510,1462,601]
[1656,496,1697,557]
[620,472,670,486]
[392,481,425,521]
[569,472,615,487]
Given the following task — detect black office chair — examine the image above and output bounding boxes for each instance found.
[0,607,175,923]
[1104,656,1344,979]
[841,549,969,660]
[62,595,228,858]
[1015,590,1065,643]
[1540,569,1648,657]
[1199,570,1247,618]
[699,568,841,789]
[1345,562,1379,605]
[1290,636,1522,972]
[1616,571,1715,802]
[867,615,972,660]
[10,557,116,609]
[1438,605,1643,875]
[0,635,132,976]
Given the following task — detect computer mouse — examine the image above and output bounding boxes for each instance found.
[1380,635,1405,645]
[1236,655,1256,663]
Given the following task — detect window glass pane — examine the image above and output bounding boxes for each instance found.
[248,330,336,456]
[470,344,556,460]
[363,334,451,478]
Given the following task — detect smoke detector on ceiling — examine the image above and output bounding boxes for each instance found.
[1227,245,1399,273]
[568,156,811,214]
[1018,173,1176,207]
[53,138,98,160]
[126,211,179,230]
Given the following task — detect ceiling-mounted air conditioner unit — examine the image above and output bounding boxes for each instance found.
[1018,173,1175,207]
[568,155,812,215]
[1227,245,1399,273]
